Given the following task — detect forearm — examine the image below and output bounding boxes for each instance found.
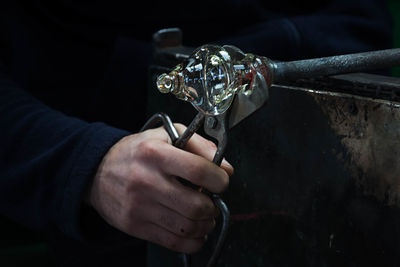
[0,75,130,240]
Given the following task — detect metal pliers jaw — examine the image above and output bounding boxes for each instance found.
[140,110,231,267]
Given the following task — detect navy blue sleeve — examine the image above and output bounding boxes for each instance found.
[0,73,130,240]
[221,0,393,60]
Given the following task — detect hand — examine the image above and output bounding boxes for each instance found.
[86,124,233,254]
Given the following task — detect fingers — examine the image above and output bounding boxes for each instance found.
[156,141,229,193]
[129,187,214,254]
[174,124,234,176]
[135,222,207,254]
[143,202,215,239]
[154,176,219,220]
[90,127,232,255]
[140,124,234,176]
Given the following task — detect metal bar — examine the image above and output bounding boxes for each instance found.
[206,196,230,267]
[272,48,400,83]
[174,112,205,149]
[140,112,180,143]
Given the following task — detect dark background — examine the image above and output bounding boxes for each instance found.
[390,0,400,77]
[0,0,399,266]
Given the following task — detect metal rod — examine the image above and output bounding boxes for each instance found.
[205,121,229,267]
[175,112,205,149]
[272,48,400,83]
[206,196,230,267]
[140,112,180,143]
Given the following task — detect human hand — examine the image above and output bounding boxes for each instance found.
[86,124,233,254]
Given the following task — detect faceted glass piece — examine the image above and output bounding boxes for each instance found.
[156,44,272,115]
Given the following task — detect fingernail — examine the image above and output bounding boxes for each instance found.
[222,158,234,176]
[222,158,232,168]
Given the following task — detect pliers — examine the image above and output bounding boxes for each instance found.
[144,43,400,267]
[140,111,230,267]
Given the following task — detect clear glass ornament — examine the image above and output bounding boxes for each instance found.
[156,44,272,115]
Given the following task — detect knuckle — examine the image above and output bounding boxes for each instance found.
[126,167,152,191]
[136,139,161,160]
[187,161,208,185]
[188,196,213,219]
[190,199,205,218]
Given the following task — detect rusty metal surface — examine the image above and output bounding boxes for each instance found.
[277,74,400,206]
[312,89,400,206]
[147,71,400,267]
[146,38,400,266]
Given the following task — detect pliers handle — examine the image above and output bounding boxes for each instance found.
[141,112,230,267]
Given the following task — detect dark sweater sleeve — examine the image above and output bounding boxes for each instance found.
[0,72,130,240]
[220,0,393,60]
